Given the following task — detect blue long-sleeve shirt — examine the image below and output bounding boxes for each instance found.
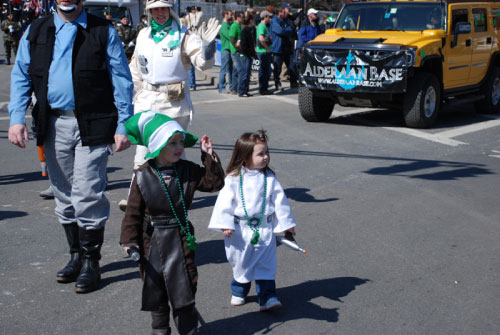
[9,10,133,135]
[269,15,293,54]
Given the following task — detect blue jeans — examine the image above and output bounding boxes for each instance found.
[272,52,298,87]
[257,52,272,93]
[188,64,196,89]
[238,55,252,96]
[218,49,233,92]
[231,278,277,306]
[230,52,241,92]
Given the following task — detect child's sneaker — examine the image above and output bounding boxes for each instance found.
[259,297,282,311]
[231,296,246,306]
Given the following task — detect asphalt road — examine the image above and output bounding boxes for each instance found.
[1,41,499,334]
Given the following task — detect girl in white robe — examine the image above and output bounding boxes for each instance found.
[208,130,297,311]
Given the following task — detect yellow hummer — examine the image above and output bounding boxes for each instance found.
[298,0,500,128]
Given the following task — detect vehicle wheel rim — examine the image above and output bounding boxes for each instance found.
[492,77,500,106]
[423,86,436,118]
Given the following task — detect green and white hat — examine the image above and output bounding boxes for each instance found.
[125,111,198,159]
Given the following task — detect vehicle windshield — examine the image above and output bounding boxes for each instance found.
[335,3,445,31]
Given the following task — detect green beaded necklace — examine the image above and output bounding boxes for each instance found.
[239,168,267,245]
[154,161,197,251]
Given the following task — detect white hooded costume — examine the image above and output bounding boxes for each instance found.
[208,167,296,283]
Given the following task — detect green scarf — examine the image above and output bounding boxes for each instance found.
[151,18,173,43]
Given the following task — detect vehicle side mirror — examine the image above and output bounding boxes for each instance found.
[451,22,472,48]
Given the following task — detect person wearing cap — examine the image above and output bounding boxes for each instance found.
[269,6,298,91]
[297,8,321,55]
[120,111,224,335]
[1,12,21,65]
[129,0,219,169]
[116,15,137,60]
[119,0,220,210]
[282,3,300,45]
[256,10,273,95]
[137,14,148,33]
[7,0,134,293]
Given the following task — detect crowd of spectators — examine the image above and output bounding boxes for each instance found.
[216,3,336,97]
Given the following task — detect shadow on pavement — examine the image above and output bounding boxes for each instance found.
[196,239,227,267]
[100,271,141,289]
[285,187,338,203]
[101,259,139,274]
[365,160,494,181]
[100,259,141,289]
[0,171,45,185]
[198,277,369,335]
[106,179,132,191]
[190,195,218,210]
[0,210,28,220]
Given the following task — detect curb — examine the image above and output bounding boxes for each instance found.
[195,69,219,88]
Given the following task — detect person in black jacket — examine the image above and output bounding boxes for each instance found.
[238,14,256,97]
[8,0,134,294]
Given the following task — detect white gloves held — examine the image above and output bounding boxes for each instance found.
[197,17,220,43]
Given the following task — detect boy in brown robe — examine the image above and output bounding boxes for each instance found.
[120,111,224,335]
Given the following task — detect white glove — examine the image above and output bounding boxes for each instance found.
[128,41,135,48]
[9,25,14,33]
[197,17,220,43]
[194,12,203,28]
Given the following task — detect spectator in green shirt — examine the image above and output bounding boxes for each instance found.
[256,10,273,95]
[218,9,233,93]
[229,11,243,94]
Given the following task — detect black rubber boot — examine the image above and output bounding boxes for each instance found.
[56,223,82,283]
[75,228,104,294]
[6,58,10,65]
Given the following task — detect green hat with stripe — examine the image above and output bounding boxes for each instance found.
[125,111,198,159]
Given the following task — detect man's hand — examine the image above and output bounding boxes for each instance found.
[8,124,29,148]
[114,134,131,152]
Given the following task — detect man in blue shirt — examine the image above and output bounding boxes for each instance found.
[7,0,134,294]
[269,6,298,91]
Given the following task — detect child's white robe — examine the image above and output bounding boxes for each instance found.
[208,167,296,283]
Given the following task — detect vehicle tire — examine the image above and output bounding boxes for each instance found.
[298,87,334,122]
[403,72,441,128]
[475,67,500,114]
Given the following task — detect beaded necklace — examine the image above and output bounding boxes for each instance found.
[239,168,267,245]
[154,161,197,251]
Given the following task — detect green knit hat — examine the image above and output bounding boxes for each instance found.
[125,111,198,159]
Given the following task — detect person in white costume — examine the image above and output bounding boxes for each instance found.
[129,0,219,169]
[119,0,220,211]
[208,130,297,312]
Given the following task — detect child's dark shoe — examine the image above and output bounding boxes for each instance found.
[259,297,282,311]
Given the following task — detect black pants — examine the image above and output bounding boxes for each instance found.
[151,303,198,335]
[272,51,298,87]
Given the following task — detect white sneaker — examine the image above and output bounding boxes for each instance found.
[259,297,282,311]
[231,296,245,306]
[118,199,128,212]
